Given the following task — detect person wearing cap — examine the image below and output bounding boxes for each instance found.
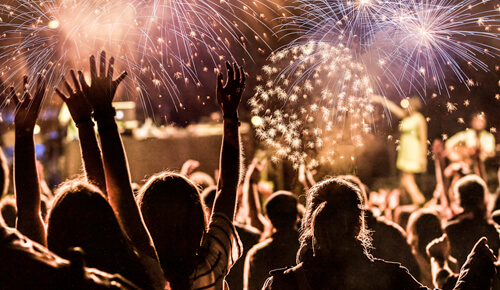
[243,191,300,290]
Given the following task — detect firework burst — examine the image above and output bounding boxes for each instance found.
[0,0,270,111]
[277,0,500,97]
[250,42,375,169]
[379,0,500,95]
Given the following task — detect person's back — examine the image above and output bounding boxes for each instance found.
[445,175,500,267]
[264,253,426,290]
[244,191,300,290]
[406,209,446,288]
[47,180,154,289]
[245,228,299,290]
[366,209,421,279]
[0,221,139,289]
[445,216,500,267]
[225,223,260,290]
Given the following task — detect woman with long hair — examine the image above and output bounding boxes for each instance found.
[137,62,245,289]
[264,177,495,289]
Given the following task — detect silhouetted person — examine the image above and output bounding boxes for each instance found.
[264,178,495,289]
[407,209,447,287]
[341,175,420,278]
[0,219,140,289]
[365,209,421,279]
[14,54,164,289]
[137,62,245,289]
[244,191,299,290]
[445,175,500,267]
[47,180,157,289]
[201,185,262,290]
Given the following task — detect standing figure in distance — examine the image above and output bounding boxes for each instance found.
[372,96,428,205]
[445,113,495,181]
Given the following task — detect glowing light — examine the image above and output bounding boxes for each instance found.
[400,99,409,109]
[47,19,59,29]
[251,116,263,127]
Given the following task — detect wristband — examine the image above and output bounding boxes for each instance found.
[75,118,95,128]
[223,114,239,119]
[223,116,241,127]
[97,120,118,132]
[92,107,116,121]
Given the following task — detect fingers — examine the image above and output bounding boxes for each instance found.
[240,66,246,86]
[225,61,233,81]
[78,70,89,91]
[62,75,72,94]
[23,75,28,92]
[473,237,496,262]
[33,74,46,106]
[114,71,127,86]
[99,51,106,78]
[8,87,18,106]
[54,87,67,102]
[477,236,488,245]
[90,55,97,81]
[108,57,115,80]
[217,71,224,88]
[70,70,80,92]
[235,63,241,82]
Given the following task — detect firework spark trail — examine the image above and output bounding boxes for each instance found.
[277,0,391,53]
[276,0,500,98]
[250,42,375,169]
[0,0,144,111]
[0,0,272,115]
[380,0,500,95]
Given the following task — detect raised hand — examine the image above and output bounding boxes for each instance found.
[11,74,47,246]
[56,69,106,194]
[217,61,245,117]
[180,159,200,176]
[55,70,93,125]
[79,51,127,111]
[212,62,244,221]
[247,158,265,184]
[427,234,451,262]
[11,74,46,131]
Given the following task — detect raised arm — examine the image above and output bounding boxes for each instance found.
[428,235,497,290]
[242,158,267,231]
[79,51,157,260]
[371,95,406,119]
[212,62,245,220]
[55,70,106,194]
[12,75,46,246]
[432,140,453,216]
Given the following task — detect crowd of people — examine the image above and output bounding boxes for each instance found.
[0,51,500,289]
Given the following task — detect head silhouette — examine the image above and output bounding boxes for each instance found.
[137,171,206,288]
[47,179,149,288]
[408,97,423,112]
[407,209,443,258]
[265,191,298,230]
[454,175,487,216]
[471,114,487,131]
[298,178,370,263]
